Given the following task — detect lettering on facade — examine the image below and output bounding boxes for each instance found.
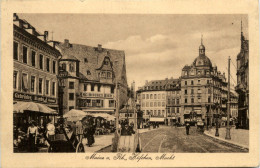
[80,92,113,99]
[13,92,57,104]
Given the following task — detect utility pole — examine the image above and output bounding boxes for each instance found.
[225,56,231,139]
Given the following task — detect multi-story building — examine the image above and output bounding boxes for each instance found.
[230,92,239,119]
[56,40,128,115]
[13,14,60,126]
[165,78,181,125]
[235,22,249,129]
[180,38,228,125]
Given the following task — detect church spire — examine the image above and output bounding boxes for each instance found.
[201,34,203,45]
[199,35,205,56]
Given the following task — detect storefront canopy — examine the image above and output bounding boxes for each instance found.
[64,109,92,121]
[92,113,115,121]
[13,101,57,114]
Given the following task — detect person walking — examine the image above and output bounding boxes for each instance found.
[185,123,190,135]
[46,119,55,141]
[27,121,38,152]
[76,119,83,142]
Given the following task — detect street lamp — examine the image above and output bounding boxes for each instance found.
[58,75,66,128]
[215,103,219,137]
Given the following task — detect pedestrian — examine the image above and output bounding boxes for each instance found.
[76,119,83,142]
[185,123,190,135]
[46,119,55,141]
[27,120,38,152]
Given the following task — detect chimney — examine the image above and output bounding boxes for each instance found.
[98,44,102,52]
[44,31,48,42]
[64,39,70,48]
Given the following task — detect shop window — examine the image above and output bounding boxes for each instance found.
[31,76,35,93]
[31,50,36,67]
[52,82,55,96]
[86,99,91,107]
[46,80,49,95]
[53,61,56,74]
[39,54,43,70]
[22,73,28,92]
[13,71,18,89]
[22,46,28,64]
[69,93,74,100]
[69,82,74,89]
[13,42,18,60]
[39,78,43,94]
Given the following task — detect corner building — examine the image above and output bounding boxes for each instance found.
[56,41,128,114]
[180,39,228,125]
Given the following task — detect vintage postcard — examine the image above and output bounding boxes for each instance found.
[1,0,259,167]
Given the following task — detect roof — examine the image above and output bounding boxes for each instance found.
[193,55,212,67]
[139,78,180,91]
[57,41,126,82]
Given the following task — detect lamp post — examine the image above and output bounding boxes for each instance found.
[58,68,67,128]
[215,103,219,137]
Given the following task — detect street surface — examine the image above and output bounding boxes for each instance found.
[98,126,248,153]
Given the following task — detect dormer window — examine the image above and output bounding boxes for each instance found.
[69,63,74,72]
[101,71,106,77]
[107,72,112,78]
[87,70,91,75]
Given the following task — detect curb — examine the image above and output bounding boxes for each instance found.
[203,132,249,151]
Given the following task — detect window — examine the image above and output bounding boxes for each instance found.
[142,94,145,99]
[52,82,55,96]
[154,94,157,99]
[31,76,35,92]
[46,58,50,72]
[22,73,28,92]
[84,58,88,63]
[86,99,91,107]
[208,88,211,94]
[69,63,74,72]
[87,70,91,75]
[142,102,145,107]
[191,98,194,103]
[198,80,201,84]
[185,81,187,85]
[111,86,114,94]
[154,110,157,116]
[68,82,74,89]
[173,107,175,113]
[146,94,149,99]
[69,106,74,111]
[104,59,109,65]
[198,88,201,94]
[150,94,153,99]
[96,100,103,107]
[158,110,160,116]
[162,110,165,116]
[46,80,49,95]
[177,107,179,113]
[84,84,87,91]
[185,89,187,94]
[91,84,95,91]
[172,99,175,104]
[154,102,157,107]
[185,98,188,103]
[162,94,165,99]
[69,93,74,100]
[191,89,194,94]
[53,61,56,74]
[61,63,66,71]
[150,102,153,107]
[146,102,149,107]
[13,71,18,89]
[208,97,211,103]
[39,78,43,94]
[13,42,18,60]
[107,72,112,78]
[98,85,101,92]
[207,80,210,84]
[39,54,43,69]
[162,102,165,106]
[157,102,161,107]
[31,51,36,67]
[22,46,28,64]
[109,100,115,107]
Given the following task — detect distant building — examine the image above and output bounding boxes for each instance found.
[180,38,228,125]
[13,14,60,125]
[235,22,249,129]
[56,40,128,115]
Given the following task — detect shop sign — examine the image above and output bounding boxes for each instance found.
[80,92,114,98]
[13,92,57,104]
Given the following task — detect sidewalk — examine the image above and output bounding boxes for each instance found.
[204,127,249,149]
[83,134,114,152]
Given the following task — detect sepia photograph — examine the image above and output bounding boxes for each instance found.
[12,13,249,153]
[1,0,259,167]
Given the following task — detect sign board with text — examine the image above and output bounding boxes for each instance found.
[13,92,57,104]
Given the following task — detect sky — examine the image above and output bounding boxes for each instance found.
[18,14,248,89]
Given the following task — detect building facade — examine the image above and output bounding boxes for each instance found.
[13,14,60,125]
[180,39,228,125]
[56,40,128,115]
[236,23,249,129]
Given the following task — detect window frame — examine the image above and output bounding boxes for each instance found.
[45,79,50,95]
[39,54,44,70]
[46,57,50,72]
[38,77,43,95]
[13,70,18,90]
[22,45,28,64]
[30,75,36,93]
[31,50,36,67]
[13,41,19,60]
[69,93,75,100]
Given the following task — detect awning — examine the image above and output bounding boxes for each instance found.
[150,117,165,122]
[13,101,57,114]
[92,113,115,121]
[64,109,93,122]
[84,109,115,112]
